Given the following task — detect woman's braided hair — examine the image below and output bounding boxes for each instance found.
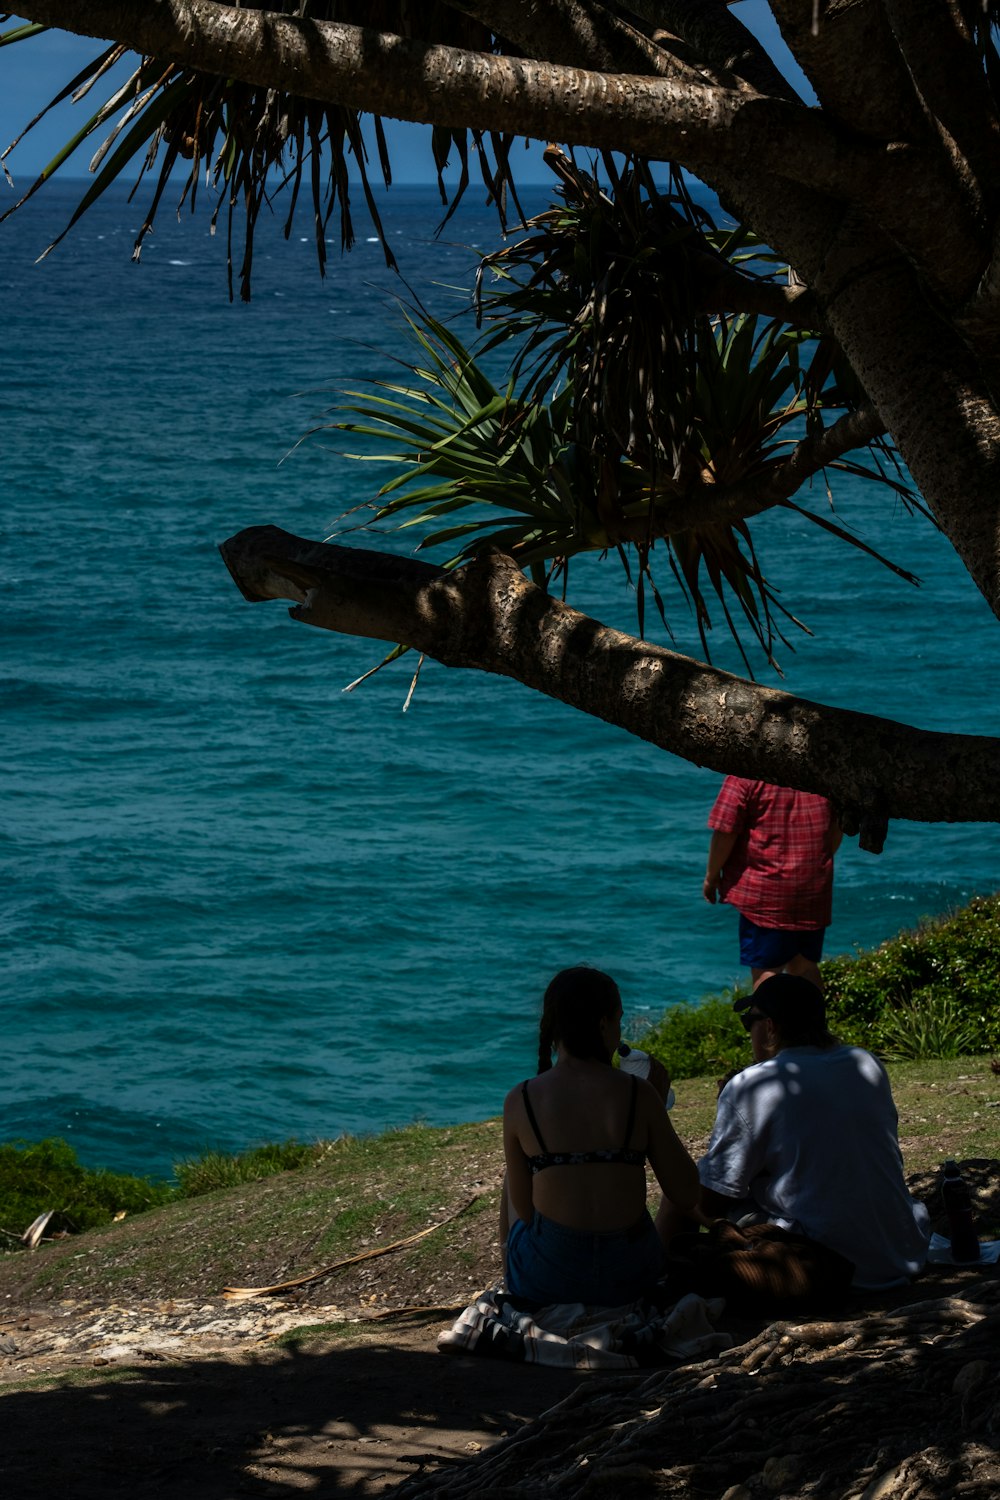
[537,966,621,1074]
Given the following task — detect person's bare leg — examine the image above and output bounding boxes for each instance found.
[753,957,822,989]
[751,966,778,989]
[783,953,823,988]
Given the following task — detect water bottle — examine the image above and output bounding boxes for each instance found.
[617,1042,676,1110]
[941,1160,981,1263]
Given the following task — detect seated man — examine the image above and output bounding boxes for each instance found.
[659,974,930,1289]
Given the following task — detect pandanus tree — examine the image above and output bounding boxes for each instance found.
[4,1,1000,849]
[326,157,917,670]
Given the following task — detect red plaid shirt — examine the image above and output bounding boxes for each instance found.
[708,777,835,929]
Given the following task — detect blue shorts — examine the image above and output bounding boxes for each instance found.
[738,914,825,970]
[506,1209,665,1308]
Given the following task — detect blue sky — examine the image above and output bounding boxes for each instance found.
[1,6,807,185]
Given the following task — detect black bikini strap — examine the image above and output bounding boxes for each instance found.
[521,1081,549,1155]
[621,1074,638,1150]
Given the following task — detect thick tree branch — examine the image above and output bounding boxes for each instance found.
[10,0,985,303]
[443,0,719,84]
[219,526,1000,847]
[630,0,802,101]
[744,403,887,505]
[803,213,1000,617]
[588,407,887,547]
[883,0,1000,214]
[3,1,793,154]
[616,404,887,543]
[691,251,825,327]
[770,0,924,140]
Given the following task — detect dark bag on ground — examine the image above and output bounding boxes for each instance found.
[665,1220,855,1311]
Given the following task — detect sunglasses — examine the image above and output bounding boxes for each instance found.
[739,1010,767,1032]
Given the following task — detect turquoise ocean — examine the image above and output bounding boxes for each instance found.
[3,180,998,1178]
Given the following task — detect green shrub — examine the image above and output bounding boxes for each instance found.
[823,894,1000,1053]
[173,1139,336,1197]
[639,993,750,1080]
[0,1136,341,1249]
[0,1137,173,1240]
[872,986,981,1061]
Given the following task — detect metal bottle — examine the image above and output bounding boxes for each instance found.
[941,1159,981,1263]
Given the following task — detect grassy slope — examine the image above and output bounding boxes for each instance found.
[0,1057,996,1309]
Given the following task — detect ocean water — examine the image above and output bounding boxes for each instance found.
[2,179,998,1178]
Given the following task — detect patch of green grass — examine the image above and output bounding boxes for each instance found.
[273,1321,359,1346]
[173,1139,338,1197]
[0,1133,408,1250]
[0,1365,147,1395]
[310,1202,399,1264]
[886,1056,1000,1165]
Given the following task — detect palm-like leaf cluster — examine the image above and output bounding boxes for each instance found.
[329,313,596,580]
[1,3,521,300]
[323,158,917,670]
[475,156,704,482]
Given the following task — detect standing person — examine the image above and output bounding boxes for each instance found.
[703,776,842,988]
[657,974,930,1289]
[501,966,698,1307]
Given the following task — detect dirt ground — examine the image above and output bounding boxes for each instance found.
[1,1300,587,1496]
[0,1148,582,1497]
[3,1264,998,1498]
[1,1161,998,1498]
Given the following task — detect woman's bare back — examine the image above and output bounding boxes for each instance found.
[514,1063,649,1231]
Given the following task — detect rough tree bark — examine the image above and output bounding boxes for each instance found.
[219,527,1000,848]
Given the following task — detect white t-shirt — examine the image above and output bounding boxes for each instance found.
[699,1045,930,1288]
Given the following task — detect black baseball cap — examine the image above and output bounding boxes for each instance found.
[733,973,826,1031]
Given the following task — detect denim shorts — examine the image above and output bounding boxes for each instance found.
[738,914,825,969]
[506,1209,665,1308]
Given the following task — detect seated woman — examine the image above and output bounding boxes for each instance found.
[502,966,699,1307]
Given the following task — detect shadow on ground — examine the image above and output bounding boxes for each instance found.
[2,1321,584,1497]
